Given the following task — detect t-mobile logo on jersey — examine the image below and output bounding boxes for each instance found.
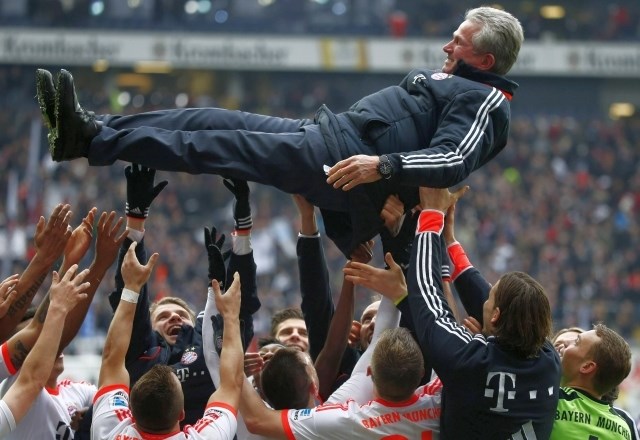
[484,371,516,413]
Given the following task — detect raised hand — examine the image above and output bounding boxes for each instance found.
[63,207,97,267]
[48,264,91,315]
[213,272,241,320]
[34,203,73,266]
[344,252,407,303]
[0,274,20,318]
[350,240,374,264]
[121,242,159,293]
[243,352,264,377]
[419,185,469,213]
[125,164,168,219]
[93,211,129,270]
[380,194,405,236]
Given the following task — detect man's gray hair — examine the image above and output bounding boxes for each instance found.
[466,7,524,75]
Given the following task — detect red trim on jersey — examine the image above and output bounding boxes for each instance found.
[416,210,445,234]
[93,384,130,404]
[139,346,162,361]
[447,242,473,281]
[374,393,419,408]
[134,426,181,439]
[1,343,17,375]
[420,377,443,396]
[45,386,60,395]
[282,410,296,440]
[206,401,237,417]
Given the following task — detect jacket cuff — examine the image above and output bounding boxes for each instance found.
[416,210,445,234]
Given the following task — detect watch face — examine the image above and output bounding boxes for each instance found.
[379,158,392,177]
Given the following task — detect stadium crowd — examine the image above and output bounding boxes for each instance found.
[1,0,639,41]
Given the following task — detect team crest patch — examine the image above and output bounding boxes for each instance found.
[109,391,129,408]
[431,72,451,80]
[181,350,198,365]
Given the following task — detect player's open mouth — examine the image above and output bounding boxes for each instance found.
[169,325,181,336]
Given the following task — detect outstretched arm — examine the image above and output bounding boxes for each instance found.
[207,273,244,410]
[59,210,128,350]
[98,242,158,389]
[0,265,89,434]
[314,240,373,400]
[0,204,72,342]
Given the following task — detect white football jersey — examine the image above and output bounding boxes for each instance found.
[284,379,443,440]
[0,374,96,440]
[91,385,238,440]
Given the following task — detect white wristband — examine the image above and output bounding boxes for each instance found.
[121,288,140,303]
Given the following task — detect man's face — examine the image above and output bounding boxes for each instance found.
[553,330,582,356]
[442,19,488,73]
[274,318,309,352]
[359,301,380,350]
[151,303,194,346]
[560,329,600,386]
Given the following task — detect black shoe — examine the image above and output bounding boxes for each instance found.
[35,69,56,130]
[51,69,100,162]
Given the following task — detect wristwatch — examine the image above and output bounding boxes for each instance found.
[377,155,393,179]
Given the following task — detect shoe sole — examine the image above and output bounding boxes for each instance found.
[35,69,56,130]
[52,70,77,162]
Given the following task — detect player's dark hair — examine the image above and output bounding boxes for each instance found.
[261,347,312,410]
[130,364,184,433]
[270,307,304,338]
[493,271,551,358]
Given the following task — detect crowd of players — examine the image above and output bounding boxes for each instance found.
[1,65,639,348]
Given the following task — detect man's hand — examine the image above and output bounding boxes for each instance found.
[33,203,73,266]
[63,207,97,267]
[48,264,91,314]
[125,164,168,219]
[213,272,241,320]
[292,194,318,236]
[93,211,129,270]
[443,199,464,246]
[0,274,20,318]
[419,186,469,213]
[463,316,482,335]
[343,252,407,303]
[327,155,381,191]
[380,194,405,236]
[350,240,374,264]
[243,352,264,377]
[347,320,362,349]
[121,242,159,293]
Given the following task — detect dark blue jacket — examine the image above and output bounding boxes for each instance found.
[319,63,517,257]
[406,220,560,440]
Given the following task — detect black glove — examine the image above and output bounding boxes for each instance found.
[125,164,168,219]
[204,226,229,289]
[223,178,252,231]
